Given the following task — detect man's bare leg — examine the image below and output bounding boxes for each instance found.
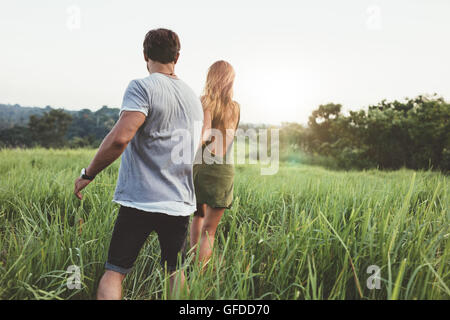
[97,270,126,300]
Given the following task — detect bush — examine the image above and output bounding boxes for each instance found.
[301,95,449,171]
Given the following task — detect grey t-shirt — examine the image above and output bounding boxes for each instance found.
[113,73,203,216]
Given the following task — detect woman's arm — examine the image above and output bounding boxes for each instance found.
[201,108,212,146]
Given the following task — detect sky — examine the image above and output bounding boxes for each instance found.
[1,0,449,125]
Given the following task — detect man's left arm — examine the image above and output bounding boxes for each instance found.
[73,111,146,200]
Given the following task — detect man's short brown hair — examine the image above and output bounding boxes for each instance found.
[143,28,180,64]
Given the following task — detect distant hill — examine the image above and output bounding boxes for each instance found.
[0,103,262,149]
[0,103,120,147]
[65,106,120,142]
[0,104,55,129]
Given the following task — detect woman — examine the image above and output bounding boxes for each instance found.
[190,60,240,266]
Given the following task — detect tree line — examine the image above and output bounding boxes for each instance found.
[279,95,449,171]
[0,105,119,148]
[0,95,448,171]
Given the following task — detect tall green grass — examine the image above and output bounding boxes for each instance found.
[0,148,448,299]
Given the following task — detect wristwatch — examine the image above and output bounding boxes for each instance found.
[80,168,95,181]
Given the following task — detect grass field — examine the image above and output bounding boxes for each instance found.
[0,148,448,300]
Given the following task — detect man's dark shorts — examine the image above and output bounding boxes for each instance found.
[105,205,190,274]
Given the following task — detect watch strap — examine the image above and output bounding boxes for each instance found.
[81,168,95,181]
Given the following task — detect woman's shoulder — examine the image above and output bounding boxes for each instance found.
[232,100,240,118]
[231,100,240,114]
[228,101,240,128]
[200,95,211,112]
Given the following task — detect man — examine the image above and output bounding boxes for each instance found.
[73,28,203,300]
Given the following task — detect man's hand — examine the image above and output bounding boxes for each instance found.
[74,177,92,200]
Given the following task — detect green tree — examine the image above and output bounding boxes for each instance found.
[303,95,450,171]
[29,109,73,148]
[0,125,32,148]
[306,103,342,155]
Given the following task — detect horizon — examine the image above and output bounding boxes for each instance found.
[1,0,450,125]
[1,91,447,127]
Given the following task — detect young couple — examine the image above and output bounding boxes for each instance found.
[73,28,240,299]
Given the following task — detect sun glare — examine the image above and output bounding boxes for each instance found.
[234,65,321,125]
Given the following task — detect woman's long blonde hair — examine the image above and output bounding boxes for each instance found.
[201,60,239,130]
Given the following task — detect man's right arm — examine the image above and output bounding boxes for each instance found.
[74,111,146,200]
[85,111,146,177]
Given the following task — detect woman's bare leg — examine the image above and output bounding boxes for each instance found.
[196,206,225,265]
[190,204,206,248]
[169,269,187,298]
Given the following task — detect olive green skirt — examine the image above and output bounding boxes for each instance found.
[193,163,235,209]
